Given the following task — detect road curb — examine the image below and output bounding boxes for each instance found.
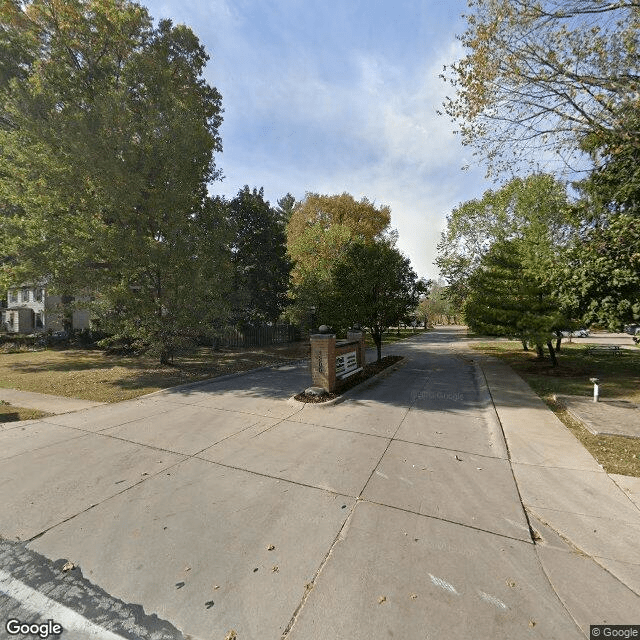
[551,394,586,428]
[140,330,429,400]
[289,357,407,407]
[141,359,309,398]
[463,355,510,460]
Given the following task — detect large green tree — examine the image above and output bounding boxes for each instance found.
[443,0,640,174]
[228,186,291,324]
[331,239,426,361]
[436,174,573,308]
[563,105,640,329]
[285,192,391,328]
[564,214,640,330]
[0,0,229,362]
[465,239,568,365]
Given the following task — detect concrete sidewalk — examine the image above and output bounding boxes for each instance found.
[473,353,640,631]
[0,329,638,639]
[0,387,105,418]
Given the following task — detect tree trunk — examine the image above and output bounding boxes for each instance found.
[159,344,174,366]
[555,333,562,352]
[535,344,545,359]
[546,340,558,367]
[374,333,382,362]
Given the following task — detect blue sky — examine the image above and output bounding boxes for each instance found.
[144,0,492,280]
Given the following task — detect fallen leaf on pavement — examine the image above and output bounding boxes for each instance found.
[272,566,279,573]
[62,561,75,572]
[225,631,237,640]
[267,544,275,551]
[378,596,387,604]
[409,593,418,600]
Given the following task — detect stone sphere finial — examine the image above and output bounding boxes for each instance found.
[318,324,331,334]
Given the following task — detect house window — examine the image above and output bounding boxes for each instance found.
[22,288,30,303]
[36,288,44,302]
[35,312,44,329]
[9,290,18,304]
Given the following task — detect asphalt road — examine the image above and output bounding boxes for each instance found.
[0,328,633,639]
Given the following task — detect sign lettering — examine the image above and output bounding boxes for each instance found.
[336,350,358,376]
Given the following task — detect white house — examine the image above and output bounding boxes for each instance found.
[1,285,91,334]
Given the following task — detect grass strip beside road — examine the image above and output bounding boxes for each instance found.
[0,343,311,404]
[0,402,50,423]
[0,330,427,405]
[471,341,640,477]
[364,327,428,349]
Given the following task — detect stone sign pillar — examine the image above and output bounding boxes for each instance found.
[310,327,336,392]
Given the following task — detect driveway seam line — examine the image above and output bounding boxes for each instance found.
[280,500,359,639]
[475,357,593,635]
[133,397,301,420]
[522,503,640,525]
[22,416,318,545]
[24,453,190,544]
[192,456,356,499]
[288,418,401,440]
[36,402,180,431]
[360,498,534,544]
[0,431,90,463]
[475,360,536,539]
[391,436,509,460]
[528,509,640,573]
[356,371,428,498]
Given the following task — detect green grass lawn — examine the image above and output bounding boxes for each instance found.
[471,341,640,401]
[364,327,428,349]
[471,340,640,477]
[0,401,50,423]
[0,329,425,405]
[0,343,310,403]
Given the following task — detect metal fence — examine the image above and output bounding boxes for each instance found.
[215,323,300,348]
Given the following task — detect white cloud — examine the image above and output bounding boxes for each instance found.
[144,0,491,279]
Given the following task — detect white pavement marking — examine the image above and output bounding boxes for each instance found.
[478,590,508,610]
[428,573,459,595]
[0,569,128,640]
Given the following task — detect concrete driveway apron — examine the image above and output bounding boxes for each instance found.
[1,330,637,639]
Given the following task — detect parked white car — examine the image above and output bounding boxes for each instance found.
[560,329,590,338]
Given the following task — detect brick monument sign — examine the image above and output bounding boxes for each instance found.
[309,325,366,393]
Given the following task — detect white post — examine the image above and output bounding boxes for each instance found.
[590,378,599,403]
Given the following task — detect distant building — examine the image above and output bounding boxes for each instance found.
[1,285,91,334]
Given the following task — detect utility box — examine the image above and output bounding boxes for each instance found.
[310,326,366,393]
